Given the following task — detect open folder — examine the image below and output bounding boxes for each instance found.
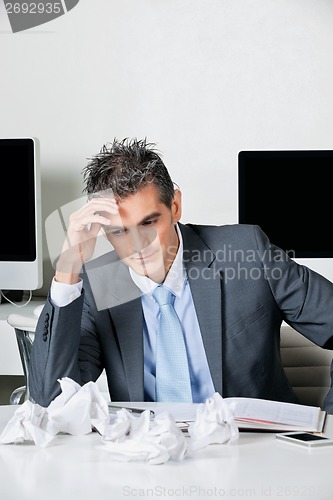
[108,397,327,433]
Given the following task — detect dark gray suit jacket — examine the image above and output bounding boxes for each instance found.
[29,223,333,411]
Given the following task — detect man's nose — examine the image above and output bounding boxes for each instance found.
[127,227,155,253]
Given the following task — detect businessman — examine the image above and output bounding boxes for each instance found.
[29,138,333,412]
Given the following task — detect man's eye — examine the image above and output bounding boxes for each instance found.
[142,219,157,226]
[105,227,126,236]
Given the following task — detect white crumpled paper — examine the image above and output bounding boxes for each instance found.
[97,392,239,464]
[0,377,109,447]
[187,392,239,451]
[0,379,239,464]
[98,408,188,465]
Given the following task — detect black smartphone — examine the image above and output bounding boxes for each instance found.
[276,431,333,448]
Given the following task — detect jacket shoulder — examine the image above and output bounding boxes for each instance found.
[183,222,265,243]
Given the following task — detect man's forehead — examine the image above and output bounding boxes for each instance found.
[106,211,163,230]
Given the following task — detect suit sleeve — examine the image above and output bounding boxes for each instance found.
[29,290,102,407]
[253,226,333,413]
[253,225,333,347]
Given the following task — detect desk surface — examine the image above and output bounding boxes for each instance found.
[1,406,333,500]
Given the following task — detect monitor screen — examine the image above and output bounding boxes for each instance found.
[0,137,42,290]
[238,150,333,259]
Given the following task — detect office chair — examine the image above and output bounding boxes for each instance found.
[6,306,110,404]
[7,312,39,404]
[280,324,333,408]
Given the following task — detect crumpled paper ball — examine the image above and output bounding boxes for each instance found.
[0,377,109,447]
[0,400,52,447]
[188,392,239,451]
[99,408,188,465]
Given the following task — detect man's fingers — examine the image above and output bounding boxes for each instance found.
[86,197,119,215]
[89,221,104,238]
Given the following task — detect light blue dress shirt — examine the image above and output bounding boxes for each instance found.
[129,224,215,403]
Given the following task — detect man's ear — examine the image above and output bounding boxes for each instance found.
[171,189,182,223]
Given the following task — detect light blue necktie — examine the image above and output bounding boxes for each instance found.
[153,285,192,402]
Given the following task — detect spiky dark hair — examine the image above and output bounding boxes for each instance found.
[82,137,175,208]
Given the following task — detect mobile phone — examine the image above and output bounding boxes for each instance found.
[276,431,333,448]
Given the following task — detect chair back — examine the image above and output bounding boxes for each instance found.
[7,313,38,404]
[280,324,333,408]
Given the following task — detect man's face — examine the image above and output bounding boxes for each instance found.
[102,184,182,283]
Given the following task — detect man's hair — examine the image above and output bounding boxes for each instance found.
[82,138,175,209]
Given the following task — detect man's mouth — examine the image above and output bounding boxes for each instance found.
[133,250,157,261]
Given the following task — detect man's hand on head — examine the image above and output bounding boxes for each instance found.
[55,195,119,284]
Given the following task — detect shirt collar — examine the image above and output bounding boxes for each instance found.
[129,223,186,298]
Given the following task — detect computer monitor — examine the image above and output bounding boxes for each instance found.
[238,150,333,283]
[0,137,43,292]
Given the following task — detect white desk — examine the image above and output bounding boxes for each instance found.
[0,298,44,375]
[0,406,333,500]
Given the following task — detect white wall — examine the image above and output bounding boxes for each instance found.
[1,0,333,294]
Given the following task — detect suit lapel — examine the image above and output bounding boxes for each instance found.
[110,297,145,401]
[85,255,141,310]
[107,262,144,401]
[85,253,145,400]
[180,224,223,395]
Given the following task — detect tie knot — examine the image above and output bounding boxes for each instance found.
[153,286,173,306]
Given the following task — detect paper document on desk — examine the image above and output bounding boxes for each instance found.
[226,398,326,432]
